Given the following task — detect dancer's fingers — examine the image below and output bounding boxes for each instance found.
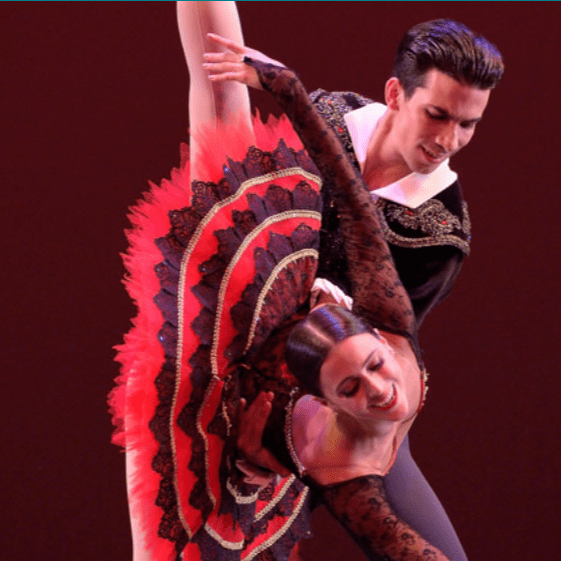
[203,61,244,74]
[207,32,245,54]
[238,392,271,452]
[203,61,261,89]
[203,51,243,63]
[237,392,290,477]
[207,32,286,69]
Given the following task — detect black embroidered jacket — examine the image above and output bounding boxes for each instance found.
[310,89,471,327]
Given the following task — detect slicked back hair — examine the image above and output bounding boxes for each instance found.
[286,305,376,397]
[394,19,504,98]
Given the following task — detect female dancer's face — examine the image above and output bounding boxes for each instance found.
[386,69,491,175]
[319,333,419,424]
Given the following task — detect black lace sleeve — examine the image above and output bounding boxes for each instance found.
[319,475,450,560]
[245,58,415,341]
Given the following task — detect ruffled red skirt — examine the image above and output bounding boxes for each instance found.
[109,115,323,561]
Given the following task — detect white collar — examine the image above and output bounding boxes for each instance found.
[343,102,458,209]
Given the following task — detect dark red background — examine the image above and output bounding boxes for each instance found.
[3,2,560,560]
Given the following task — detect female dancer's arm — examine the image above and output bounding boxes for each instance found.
[245,60,454,561]
[205,44,467,561]
[206,39,415,342]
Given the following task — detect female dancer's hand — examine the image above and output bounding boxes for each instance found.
[203,33,284,90]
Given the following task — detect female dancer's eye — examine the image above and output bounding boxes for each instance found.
[340,380,360,397]
[367,359,384,372]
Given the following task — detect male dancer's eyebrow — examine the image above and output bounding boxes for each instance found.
[428,104,483,124]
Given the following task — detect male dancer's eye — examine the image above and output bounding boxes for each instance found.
[460,120,477,130]
[426,110,446,121]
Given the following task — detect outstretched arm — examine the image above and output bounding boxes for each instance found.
[320,475,450,561]
[204,35,415,341]
[205,35,468,561]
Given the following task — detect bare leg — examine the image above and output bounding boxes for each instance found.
[177,1,254,181]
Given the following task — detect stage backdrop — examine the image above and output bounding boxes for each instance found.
[2,3,560,560]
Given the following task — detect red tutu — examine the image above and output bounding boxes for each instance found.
[109,114,322,561]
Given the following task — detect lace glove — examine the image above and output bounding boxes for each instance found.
[245,58,415,340]
[320,475,450,561]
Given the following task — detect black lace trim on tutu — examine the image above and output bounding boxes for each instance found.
[149,139,321,557]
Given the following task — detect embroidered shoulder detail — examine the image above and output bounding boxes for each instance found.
[375,198,471,255]
[310,89,374,170]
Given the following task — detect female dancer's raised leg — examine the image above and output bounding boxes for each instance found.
[177,0,254,182]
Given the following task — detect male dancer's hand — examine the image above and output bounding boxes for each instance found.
[236,391,291,484]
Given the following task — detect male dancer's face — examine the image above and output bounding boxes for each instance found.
[388,69,491,175]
